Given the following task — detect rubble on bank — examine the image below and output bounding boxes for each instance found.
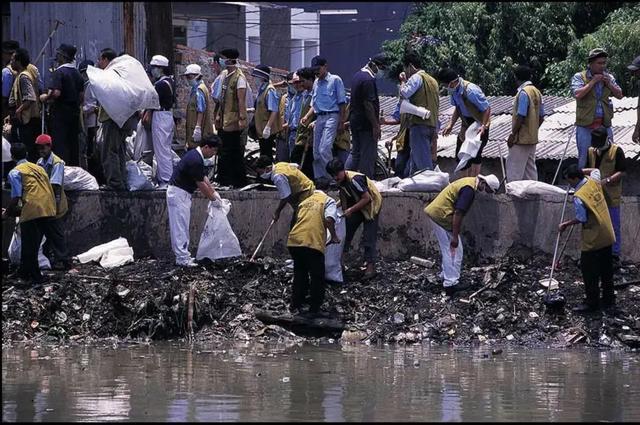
[2,253,639,350]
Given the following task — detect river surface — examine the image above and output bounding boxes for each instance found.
[2,342,639,422]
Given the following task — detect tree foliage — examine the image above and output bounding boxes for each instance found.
[382,2,639,96]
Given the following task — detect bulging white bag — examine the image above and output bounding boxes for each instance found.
[374,176,402,192]
[196,199,242,261]
[8,220,51,269]
[325,209,346,283]
[132,120,153,161]
[76,237,130,264]
[506,180,567,198]
[397,167,449,192]
[99,246,134,269]
[86,55,159,128]
[64,166,99,191]
[454,122,483,173]
[126,160,154,191]
[2,136,11,162]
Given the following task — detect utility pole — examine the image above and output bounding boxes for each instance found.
[123,2,135,55]
[144,2,175,72]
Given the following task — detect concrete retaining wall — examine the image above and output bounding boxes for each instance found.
[3,190,639,264]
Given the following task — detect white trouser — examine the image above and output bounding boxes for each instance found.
[506,144,537,182]
[430,218,463,287]
[152,110,175,184]
[167,185,193,264]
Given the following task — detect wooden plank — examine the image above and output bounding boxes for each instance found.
[255,310,345,331]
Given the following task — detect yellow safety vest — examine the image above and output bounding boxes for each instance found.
[587,145,622,207]
[576,71,613,127]
[512,84,542,145]
[219,69,244,132]
[424,177,477,232]
[186,81,214,148]
[255,83,283,136]
[11,69,40,124]
[14,162,57,223]
[574,178,615,251]
[409,70,440,127]
[334,102,351,151]
[459,80,485,124]
[393,112,410,152]
[294,95,315,147]
[287,191,330,254]
[340,171,382,220]
[273,162,315,206]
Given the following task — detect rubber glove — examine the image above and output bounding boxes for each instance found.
[193,125,202,142]
[262,125,271,139]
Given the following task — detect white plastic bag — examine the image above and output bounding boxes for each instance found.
[505,180,567,198]
[132,120,153,161]
[99,246,134,269]
[8,225,51,270]
[196,199,243,261]
[397,167,449,192]
[86,55,159,128]
[126,160,154,191]
[64,166,99,191]
[455,122,483,173]
[325,209,346,283]
[374,176,402,192]
[2,136,11,162]
[76,237,130,264]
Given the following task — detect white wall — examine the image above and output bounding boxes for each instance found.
[290,8,319,69]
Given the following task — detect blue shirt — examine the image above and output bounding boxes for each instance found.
[570,69,619,119]
[573,178,588,223]
[2,67,13,98]
[399,72,424,99]
[37,154,64,186]
[256,82,280,112]
[8,159,28,198]
[190,84,206,113]
[311,72,346,113]
[450,78,489,119]
[516,82,546,117]
[391,99,401,121]
[169,148,205,194]
[286,91,303,129]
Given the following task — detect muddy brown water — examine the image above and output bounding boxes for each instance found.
[2,342,639,422]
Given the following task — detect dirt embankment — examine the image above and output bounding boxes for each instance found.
[2,253,639,350]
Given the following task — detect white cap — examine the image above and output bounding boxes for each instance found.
[477,174,500,192]
[150,55,169,67]
[183,64,201,76]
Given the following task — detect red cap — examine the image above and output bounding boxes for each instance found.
[35,134,52,145]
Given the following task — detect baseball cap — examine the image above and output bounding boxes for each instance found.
[477,174,500,193]
[311,56,327,68]
[587,48,608,62]
[251,64,270,80]
[183,64,201,76]
[628,55,640,71]
[35,134,53,145]
[370,53,389,68]
[150,55,169,67]
[56,43,77,60]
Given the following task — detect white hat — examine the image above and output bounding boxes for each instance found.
[183,64,201,76]
[150,55,169,67]
[477,174,500,192]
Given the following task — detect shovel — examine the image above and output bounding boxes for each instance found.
[250,219,275,262]
[540,185,571,310]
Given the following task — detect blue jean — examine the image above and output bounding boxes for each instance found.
[345,128,376,179]
[395,149,411,178]
[334,147,349,165]
[609,206,621,257]
[409,124,435,174]
[313,113,339,179]
[288,128,298,158]
[576,125,614,169]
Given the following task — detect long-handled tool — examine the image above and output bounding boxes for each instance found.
[552,130,574,186]
[540,185,571,310]
[300,142,310,170]
[553,224,575,270]
[496,139,508,190]
[250,219,275,262]
[36,20,64,133]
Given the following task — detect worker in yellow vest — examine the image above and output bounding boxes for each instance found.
[381,97,411,178]
[254,156,316,224]
[506,65,545,182]
[289,67,317,181]
[8,48,40,162]
[2,143,57,285]
[252,64,282,160]
[570,48,623,169]
[287,187,340,317]
[424,174,499,297]
[183,64,214,150]
[559,164,616,313]
[582,127,626,269]
[326,158,382,280]
[35,134,71,270]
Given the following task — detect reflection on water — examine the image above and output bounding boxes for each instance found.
[2,342,639,422]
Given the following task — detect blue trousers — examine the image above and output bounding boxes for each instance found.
[345,128,377,179]
[313,113,339,180]
[575,125,613,169]
[609,206,621,257]
[409,124,435,174]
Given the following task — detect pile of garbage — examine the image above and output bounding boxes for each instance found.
[2,252,639,349]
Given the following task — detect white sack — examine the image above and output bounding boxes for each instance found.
[76,237,130,264]
[99,246,134,269]
[454,122,483,173]
[8,221,51,269]
[374,176,402,192]
[126,160,154,191]
[64,166,100,191]
[325,209,346,283]
[397,167,450,192]
[2,136,11,162]
[132,120,153,161]
[196,199,243,261]
[86,55,159,128]
[506,180,567,198]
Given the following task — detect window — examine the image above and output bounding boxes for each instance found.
[290,39,303,72]
[248,36,261,64]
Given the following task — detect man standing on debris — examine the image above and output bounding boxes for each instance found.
[166,135,221,267]
[571,48,623,169]
[301,56,347,182]
[439,68,492,178]
[214,48,248,188]
[290,67,317,180]
[254,156,316,224]
[35,134,71,270]
[2,40,21,126]
[424,174,500,296]
[183,64,214,151]
[40,44,84,167]
[399,52,440,173]
[252,64,282,160]
[2,143,57,285]
[78,60,102,181]
[283,72,304,161]
[144,55,175,188]
[8,48,40,162]
[582,126,626,270]
[506,65,545,182]
[628,56,640,144]
[346,54,388,178]
[559,164,616,312]
[287,177,340,317]
[326,158,382,280]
